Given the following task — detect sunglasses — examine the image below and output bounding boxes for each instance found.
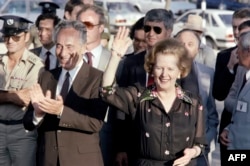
[143,25,162,34]
[82,21,100,30]
[3,33,25,42]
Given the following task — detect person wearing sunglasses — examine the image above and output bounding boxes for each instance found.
[0,15,44,166]
[143,9,174,49]
[114,9,175,166]
[79,0,110,47]
[77,4,113,166]
[77,4,111,71]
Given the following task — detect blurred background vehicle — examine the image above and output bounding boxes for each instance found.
[0,0,65,49]
[172,9,235,49]
[94,0,144,34]
[197,0,250,10]
[0,0,65,22]
[127,0,196,17]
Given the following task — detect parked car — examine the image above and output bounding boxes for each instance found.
[94,0,144,34]
[197,0,250,10]
[0,0,65,43]
[0,0,65,22]
[173,9,235,49]
[128,0,196,16]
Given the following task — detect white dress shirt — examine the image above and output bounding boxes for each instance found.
[33,60,83,125]
[83,44,102,68]
[246,70,250,81]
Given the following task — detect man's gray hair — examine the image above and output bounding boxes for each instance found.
[53,20,87,44]
[239,31,250,50]
[144,9,174,30]
[76,4,106,25]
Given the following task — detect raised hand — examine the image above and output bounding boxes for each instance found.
[111,26,132,58]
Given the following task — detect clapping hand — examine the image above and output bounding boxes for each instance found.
[30,84,64,117]
[30,83,46,117]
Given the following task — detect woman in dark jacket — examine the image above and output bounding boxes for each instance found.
[101,27,206,166]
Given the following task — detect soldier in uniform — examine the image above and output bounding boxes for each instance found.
[0,15,44,166]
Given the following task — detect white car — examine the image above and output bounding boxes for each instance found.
[0,0,65,43]
[0,0,65,22]
[94,0,144,34]
[128,0,196,16]
[173,9,235,49]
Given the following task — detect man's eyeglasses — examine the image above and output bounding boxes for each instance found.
[3,33,24,42]
[143,25,162,34]
[82,21,100,30]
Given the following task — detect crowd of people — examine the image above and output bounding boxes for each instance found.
[1,0,250,166]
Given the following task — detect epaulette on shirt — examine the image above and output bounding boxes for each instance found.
[27,55,39,64]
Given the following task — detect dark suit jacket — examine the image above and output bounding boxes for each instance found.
[23,63,107,166]
[117,51,147,87]
[213,46,237,138]
[30,47,42,56]
[114,51,146,161]
[213,46,237,100]
[30,47,59,69]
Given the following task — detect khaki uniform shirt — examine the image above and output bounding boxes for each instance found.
[0,49,44,120]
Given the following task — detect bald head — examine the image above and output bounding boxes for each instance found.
[175,29,200,60]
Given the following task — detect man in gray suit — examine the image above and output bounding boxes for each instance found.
[176,29,219,166]
[30,13,61,70]
[77,4,111,71]
[220,31,250,150]
[77,5,112,166]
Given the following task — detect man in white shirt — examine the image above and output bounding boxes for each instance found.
[30,13,61,70]
[77,4,111,71]
[77,4,113,166]
[23,20,107,166]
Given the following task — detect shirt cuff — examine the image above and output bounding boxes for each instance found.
[32,111,45,125]
[57,106,64,119]
[228,68,234,74]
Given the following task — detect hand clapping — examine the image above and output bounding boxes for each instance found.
[30,83,64,117]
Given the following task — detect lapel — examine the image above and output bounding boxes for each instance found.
[45,64,90,103]
[64,63,90,103]
[134,51,147,86]
[30,47,42,57]
[193,62,210,103]
[48,68,62,99]
[238,68,249,98]
[240,79,250,97]
[97,47,111,71]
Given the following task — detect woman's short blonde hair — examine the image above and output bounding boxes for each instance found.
[144,38,190,78]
